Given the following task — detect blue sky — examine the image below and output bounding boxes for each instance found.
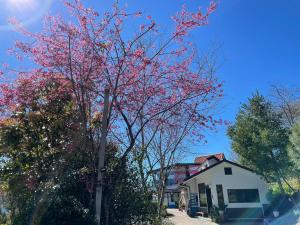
[0,0,300,161]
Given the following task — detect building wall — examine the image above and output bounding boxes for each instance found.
[166,164,201,191]
[210,162,269,209]
[185,162,269,210]
[161,164,202,208]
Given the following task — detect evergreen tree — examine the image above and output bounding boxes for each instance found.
[288,119,300,176]
[228,93,291,193]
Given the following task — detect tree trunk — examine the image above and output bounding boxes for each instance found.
[281,174,296,193]
[270,151,285,193]
[105,198,110,225]
[157,173,167,220]
[137,154,147,191]
[275,170,285,194]
[157,186,166,219]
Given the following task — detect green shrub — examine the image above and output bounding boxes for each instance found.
[38,195,95,225]
[0,211,8,225]
[210,206,221,223]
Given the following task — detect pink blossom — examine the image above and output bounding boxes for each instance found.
[1,0,223,151]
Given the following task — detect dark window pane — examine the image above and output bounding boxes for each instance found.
[227,189,260,203]
[185,167,190,178]
[166,178,175,186]
[216,185,225,209]
[198,183,207,207]
[224,167,232,175]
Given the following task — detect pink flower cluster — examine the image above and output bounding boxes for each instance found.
[0,0,223,149]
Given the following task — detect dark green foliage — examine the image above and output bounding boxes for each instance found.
[38,195,95,225]
[0,210,8,224]
[0,81,159,225]
[288,119,300,174]
[101,145,158,225]
[210,206,221,223]
[228,93,291,187]
[0,81,94,225]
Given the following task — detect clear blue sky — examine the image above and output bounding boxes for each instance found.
[0,0,300,161]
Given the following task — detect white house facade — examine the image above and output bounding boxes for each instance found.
[180,159,270,219]
[150,154,225,208]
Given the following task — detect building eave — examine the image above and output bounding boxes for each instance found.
[149,162,202,173]
[183,159,255,183]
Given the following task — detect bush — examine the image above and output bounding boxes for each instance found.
[38,195,96,225]
[0,210,8,225]
[160,205,168,218]
[210,206,221,223]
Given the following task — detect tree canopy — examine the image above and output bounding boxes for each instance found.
[228,93,291,192]
[0,1,223,224]
[288,119,300,175]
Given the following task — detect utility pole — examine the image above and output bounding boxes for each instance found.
[96,88,110,225]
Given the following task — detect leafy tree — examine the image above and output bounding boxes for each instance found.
[0,79,94,225]
[102,144,158,225]
[0,78,159,225]
[1,2,222,218]
[228,93,291,193]
[288,119,300,175]
[0,1,223,223]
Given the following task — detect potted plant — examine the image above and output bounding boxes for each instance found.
[273,210,279,218]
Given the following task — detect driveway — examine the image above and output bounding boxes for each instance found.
[166,209,217,225]
[268,204,300,225]
[166,209,263,225]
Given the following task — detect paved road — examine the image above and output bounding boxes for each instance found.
[166,209,264,225]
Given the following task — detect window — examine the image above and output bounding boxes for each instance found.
[170,193,175,202]
[216,185,225,209]
[227,189,260,203]
[224,167,232,175]
[198,183,207,207]
[185,166,190,178]
[166,178,175,186]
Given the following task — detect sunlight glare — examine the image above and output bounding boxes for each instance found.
[6,0,37,11]
[1,0,53,31]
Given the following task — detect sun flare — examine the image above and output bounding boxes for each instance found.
[6,0,37,11]
[1,0,53,31]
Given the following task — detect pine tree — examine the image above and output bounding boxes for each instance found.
[228,93,291,193]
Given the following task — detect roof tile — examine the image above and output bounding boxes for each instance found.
[194,153,225,164]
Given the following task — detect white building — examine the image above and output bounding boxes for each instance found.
[151,163,203,208]
[180,158,270,219]
[151,153,225,208]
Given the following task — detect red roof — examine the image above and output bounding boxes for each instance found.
[194,153,225,164]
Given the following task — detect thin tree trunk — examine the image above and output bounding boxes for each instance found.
[275,170,285,193]
[270,151,285,193]
[105,197,110,225]
[157,182,166,219]
[157,169,168,220]
[281,174,296,193]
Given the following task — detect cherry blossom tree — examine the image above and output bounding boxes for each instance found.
[146,115,198,218]
[0,0,223,222]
